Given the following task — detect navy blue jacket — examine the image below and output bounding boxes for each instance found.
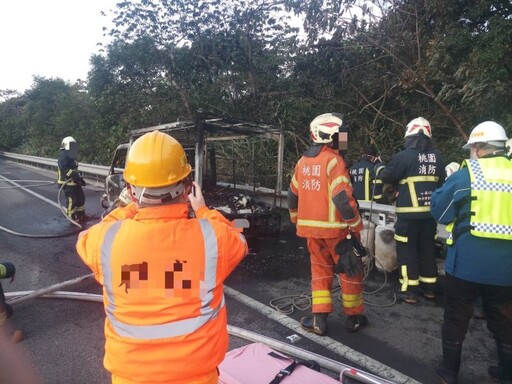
[380,134,445,219]
[349,156,383,202]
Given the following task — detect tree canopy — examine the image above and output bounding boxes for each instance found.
[0,0,510,166]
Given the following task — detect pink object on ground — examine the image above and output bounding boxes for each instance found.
[218,342,340,384]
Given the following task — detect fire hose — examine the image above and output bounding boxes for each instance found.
[5,273,397,384]
[0,175,83,238]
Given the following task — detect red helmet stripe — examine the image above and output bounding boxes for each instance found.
[320,122,339,128]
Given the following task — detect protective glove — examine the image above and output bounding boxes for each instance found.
[80,178,86,186]
[334,234,365,277]
[0,262,16,280]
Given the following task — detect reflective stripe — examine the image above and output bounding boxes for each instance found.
[364,168,370,201]
[419,276,437,283]
[327,158,337,177]
[328,177,336,222]
[400,265,420,291]
[297,219,348,229]
[373,177,383,200]
[66,197,73,216]
[399,279,419,286]
[342,293,363,308]
[348,216,362,230]
[312,290,332,305]
[331,175,351,187]
[394,234,408,243]
[291,174,298,189]
[398,176,438,210]
[312,297,332,305]
[399,176,439,184]
[395,206,431,213]
[445,222,454,245]
[100,219,223,340]
[473,222,512,234]
[312,290,331,298]
[400,265,408,292]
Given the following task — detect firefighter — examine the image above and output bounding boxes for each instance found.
[431,121,512,384]
[57,136,87,221]
[349,144,384,203]
[379,117,446,304]
[0,262,24,344]
[76,131,248,384]
[288,113,367,335]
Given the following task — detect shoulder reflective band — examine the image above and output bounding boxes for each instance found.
[291,174,298,190]
[100,219,224,339]
[327,157,337,177]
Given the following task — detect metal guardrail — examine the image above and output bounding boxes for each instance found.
[0,150,448,240]
[0,151,109,185]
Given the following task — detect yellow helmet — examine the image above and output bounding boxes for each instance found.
[123,131,192,188]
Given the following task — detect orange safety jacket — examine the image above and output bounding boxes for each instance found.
[288,145,363,239]
[76,203,248,384]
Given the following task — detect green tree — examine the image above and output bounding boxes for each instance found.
[95,0,298,121]
[0,96,27,151]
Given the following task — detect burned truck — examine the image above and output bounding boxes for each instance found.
[100,116,283,239]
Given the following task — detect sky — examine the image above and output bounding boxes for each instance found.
[0,0,117,94]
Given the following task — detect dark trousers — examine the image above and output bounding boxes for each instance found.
[0,282,12,318]
[442,273,512,344]
[0,281,5,312]
[63,185,85,218]
[394,217,438,292]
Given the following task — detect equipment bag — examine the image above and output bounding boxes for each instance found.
[219,342,339,383]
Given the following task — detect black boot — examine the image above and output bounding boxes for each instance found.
[436,340,462,384]
[300,313,328,336]
[346,314,368,333]
[494,342,512,384]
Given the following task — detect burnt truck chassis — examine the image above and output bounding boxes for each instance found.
[101,116,283,239]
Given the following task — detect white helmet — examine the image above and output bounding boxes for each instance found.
[61,136,78,158]
[405,117,432,138]
[462,121,508,149]
[61,136,76,150]
[309,113,343,144]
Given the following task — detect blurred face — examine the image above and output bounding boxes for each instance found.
[66,141,78,158]
[338,132,348,151]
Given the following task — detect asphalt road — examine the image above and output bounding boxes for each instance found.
[0,159,499,384]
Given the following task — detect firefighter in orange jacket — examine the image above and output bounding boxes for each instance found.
[76,131,248,384]
[288,113,367,336]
